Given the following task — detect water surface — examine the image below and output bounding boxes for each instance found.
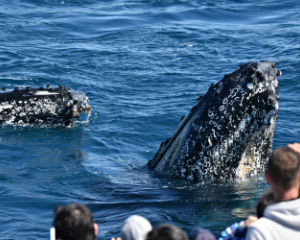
[0,0,299,239]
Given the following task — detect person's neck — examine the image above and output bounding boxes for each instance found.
[273,186,299,202]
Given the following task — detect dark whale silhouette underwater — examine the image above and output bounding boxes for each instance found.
[0,86,91,126]
[148,60,282,181]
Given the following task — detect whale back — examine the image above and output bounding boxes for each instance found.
[0,86,91,126]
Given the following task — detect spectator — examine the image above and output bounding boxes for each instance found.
[146,224,188,240]
[53,204,98,240]
[217,191,275,240]
[189,227,216,240]
[246,146,300,240]
[121,215,152,240]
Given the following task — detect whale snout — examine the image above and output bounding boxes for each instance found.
[69,90,92,117]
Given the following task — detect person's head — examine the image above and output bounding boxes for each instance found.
[121,215,152,240]
[146,224,188,240]
[265,147,300,192]
[188,227,216,240]
[256,192,275,218]
[53,204,98,240]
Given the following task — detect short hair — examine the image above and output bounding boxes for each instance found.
[256,192,275,218]
[266,147,300,190]
[146,224,188,240]
[188,227,216,240]
[54,204,96,240]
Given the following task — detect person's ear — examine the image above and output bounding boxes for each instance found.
[265,171,271,184]
[94,223,98,236]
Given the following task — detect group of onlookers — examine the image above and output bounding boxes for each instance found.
[51,143,300,240]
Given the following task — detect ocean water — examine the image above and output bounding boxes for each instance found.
[0,0,299,239]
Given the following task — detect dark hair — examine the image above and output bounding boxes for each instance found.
[188,227,216,240]
[267,147,300,190]
[256,192,275,218]
[54,204,96,240]
[146,224,188,240]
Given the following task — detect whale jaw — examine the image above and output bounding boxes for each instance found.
[149,61,280,181]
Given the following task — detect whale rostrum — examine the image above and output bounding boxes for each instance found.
[0,86,91,126]
[148,61,281,181]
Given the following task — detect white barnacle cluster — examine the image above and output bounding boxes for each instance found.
[217,85,244,120]
[244,76,267,102]
[19,97,57,117]
[208,109,222,131]
[236,113,277,179]
[269,75,278,93]
[219,105,225,112]
[0,101,14,112]
[222,85,242,107]
[235,109,277,179]
[252,82,265,96]
[38,98,59,115]
[0,95,62,125]
[235,118,247,135]
[247,83,253,90]
[206,109,259,179]
[250,67,277,100]
[0,101,16,123]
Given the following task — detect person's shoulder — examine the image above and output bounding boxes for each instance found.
[247,217,266,231]
[245,218,267,240]
[265,198,300,214]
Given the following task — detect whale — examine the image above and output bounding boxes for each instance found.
[0,86,91,126]
[148,61,281,181]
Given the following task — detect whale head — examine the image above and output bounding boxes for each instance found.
[68,89,92,118]
[0,86,91,126]
[149,61,280,181]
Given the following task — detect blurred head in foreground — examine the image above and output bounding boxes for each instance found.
[265,147,300,201]
[146,224,188,240]
[53,204,98,240]
[121,215,152,240]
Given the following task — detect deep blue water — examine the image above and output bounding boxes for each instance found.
[0,0,299,239]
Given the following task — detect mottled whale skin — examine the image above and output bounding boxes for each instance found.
[0,86,91,126]
[148,61,281,181]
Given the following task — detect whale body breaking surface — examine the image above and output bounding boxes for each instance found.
[0,86,91,126]
[148,61,281,181]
